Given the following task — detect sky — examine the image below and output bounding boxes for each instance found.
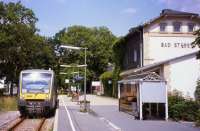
[2,0,200,37]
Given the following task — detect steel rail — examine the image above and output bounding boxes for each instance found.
[5,117,46,131]
[7,117,25,131]
[36,118,46,131]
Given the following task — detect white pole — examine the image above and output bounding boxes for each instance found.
[84,48,87,111]
[165,83,168,120]
[118,83,120,99]
[137,85,140,116]
[139,82,143,120]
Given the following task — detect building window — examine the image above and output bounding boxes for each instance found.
[173,22,182,32]
[160,23,167,32]
[188,23,195,32]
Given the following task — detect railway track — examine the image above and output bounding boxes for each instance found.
[0,117,46,131]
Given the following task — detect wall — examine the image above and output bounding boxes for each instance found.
[147,36,197,63]
[143,18,200,65]
[143,17,200,99]
[145,18,200,33]
[164,55,200,99]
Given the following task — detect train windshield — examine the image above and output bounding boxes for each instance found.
[21,72,52,93]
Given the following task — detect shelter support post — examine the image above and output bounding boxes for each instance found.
[165,84,168,120]
[139,82,143,120]
[118,83,120,99]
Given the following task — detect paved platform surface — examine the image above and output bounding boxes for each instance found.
[56,95,113,131]
[55,95,200,131]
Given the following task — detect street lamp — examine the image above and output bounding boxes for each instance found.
[60,45,88,111]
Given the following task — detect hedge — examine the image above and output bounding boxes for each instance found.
[168,90,200,121]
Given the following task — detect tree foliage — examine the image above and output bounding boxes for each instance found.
[192,29,200,58]
[112,37,126,69]
[99,71,113,96]
[110,38,126,97]
[54,26,117,84]
[168,90,200,121]
[195,80,200,103]
[0,2,55,94]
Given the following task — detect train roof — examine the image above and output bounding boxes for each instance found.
[20,69,54,74]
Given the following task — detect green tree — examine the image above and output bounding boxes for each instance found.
[0,2,55,95]
[192,29,200,58]
[111,38,125,97]
[192,29,200,102]
[54,25,117,90]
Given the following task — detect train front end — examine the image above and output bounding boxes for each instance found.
[18,70,56,117]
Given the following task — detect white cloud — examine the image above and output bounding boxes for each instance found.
[121,8,137,14]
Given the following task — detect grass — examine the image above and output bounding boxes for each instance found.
[0,96,18,111]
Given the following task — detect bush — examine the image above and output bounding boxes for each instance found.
[195,80,200,104]
[99,71,113,97]
[196,109,200,126]
[170,101,186,121]
[170,100,199,121]
[168,90,199,121]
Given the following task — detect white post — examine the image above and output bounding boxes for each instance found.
[118,83,120,99]
[84,48,87,111]
[9,82,11,95]
[165,83,168,120]
[139,82,143,120]
[136,84,140,115]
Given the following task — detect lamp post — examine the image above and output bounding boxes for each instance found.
[84,48,86,111]
[60,45,88,111]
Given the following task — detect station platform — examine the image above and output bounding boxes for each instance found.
[53,95,199,131]
[53,95,118,131]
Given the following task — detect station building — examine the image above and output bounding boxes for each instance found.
[118,9,200,120]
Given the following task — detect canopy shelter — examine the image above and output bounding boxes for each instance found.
[118,72,168,120]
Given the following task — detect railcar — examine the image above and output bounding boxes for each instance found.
[18,69,58,117]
